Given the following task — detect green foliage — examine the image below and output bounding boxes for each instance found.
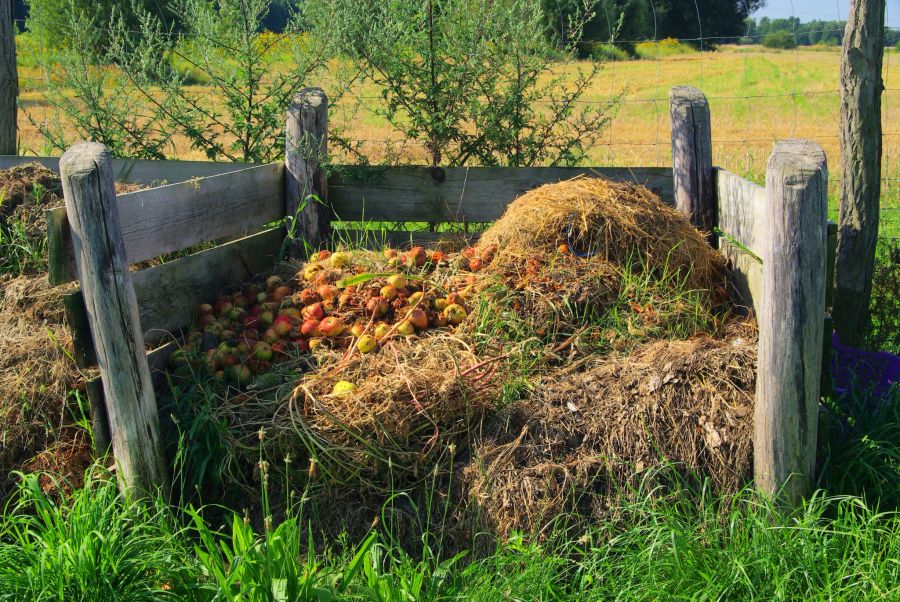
[0,471,196,600]
[306,0,618,167]
[762,30,798,50]
[634,37,696,59]
[24,0,173,51]
[27,0,337,162]
[867,240,899,354]
[582,42,629,62]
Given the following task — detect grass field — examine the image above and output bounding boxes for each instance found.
[16,43,900,238]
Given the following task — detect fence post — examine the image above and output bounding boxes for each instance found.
[755,139,828,504]
[60,142,169,496]
[0,0,17,154]
[669,86,715,237]
[285,87,330,257]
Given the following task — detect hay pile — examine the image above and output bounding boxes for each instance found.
[478,176,724,291]
[0,274,89,494]
[458,322,757,539]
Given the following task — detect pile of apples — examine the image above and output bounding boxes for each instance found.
[170,246,477,388]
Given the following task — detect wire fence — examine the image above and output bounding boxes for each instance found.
[12,5,900,244]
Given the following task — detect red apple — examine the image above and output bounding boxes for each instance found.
[273,315,293,336]
[198,303,214,315]
[262,328,280,344]
[249,304,263,316]
[408,246,428,267]
[320,316,344,337]
[293,337,311,353]
[350,323,366,338]
[302,302,325,321]
[300,319,321,337]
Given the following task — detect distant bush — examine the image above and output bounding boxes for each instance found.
[895,39,900,52]
[634,38,695,59]
[762,31,797,50]
[583,42,629,62]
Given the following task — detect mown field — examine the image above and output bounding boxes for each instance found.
[15,43,900,238]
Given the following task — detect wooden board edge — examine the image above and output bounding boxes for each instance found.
[62,290,96,369]
[46,206,71,286]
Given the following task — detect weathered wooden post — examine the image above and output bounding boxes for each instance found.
[60,142,169,495]
[833,0,885,346]
[285,87,330,257]
[755,139,828,504]
[669,86,715,237]
[0,0,18,154]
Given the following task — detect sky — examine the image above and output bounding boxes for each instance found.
[753,0,900,28]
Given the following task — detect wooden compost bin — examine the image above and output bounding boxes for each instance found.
[8,86,835,503]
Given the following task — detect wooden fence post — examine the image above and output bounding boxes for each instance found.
[755,139,828,504]
[60,142,168,495]
[285,87,330,257]
[670,86,715,237]
[0,0,18,154]
[833,0,885,346]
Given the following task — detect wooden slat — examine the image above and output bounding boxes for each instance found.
[62,290,96,369]
[720,240,763,315]
[333,229,481,250]
[826,221,837,309]
[715,168,766,254]
[329,166,674,222]
[48,163,284,285]
[133,227,284,344]
[0,155,254,184]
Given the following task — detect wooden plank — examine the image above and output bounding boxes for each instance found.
[334,229,481,250]
[60,141,168,494]
[133,227,284,344]
[285,88,331,255]
[754,139,828,505]
[85,339,179,456]
[0,155,254,184]
[670,86,715,237]
[715,168,766,254]
[720,240,762,315]
[48,162,284,285]
[328,166,674,222]
[62,290,96,369]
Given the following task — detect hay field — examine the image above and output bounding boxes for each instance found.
[16,44,900,236]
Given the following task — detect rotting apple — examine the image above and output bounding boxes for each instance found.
[272,285,293,302]
[332,380,357,396]
[303,302,326,321]
[300,319,321,338]
[366,297,389,318]
[253,341,274,361]
[317,249,332,261]
[320,316,344,337]
[396,321,415,336]
[266,275,282,291]
[258,311,275,328]
[444,304,467,325]
[356,335,377,353]
[374,323,391,339]
[433,298,448,312]
[407,246,428,268]
[380,285,398,301]
[432,313,448,328]
[383,248,399,259]
[318,285,339,302]
[387,274,407,289]
[407,308,429,330]
[408,291,424,306]
[330,252,350,268]
[273,315,293,337]
[262,327,280,344]
[350,323,367,338]
[198,303,214,315]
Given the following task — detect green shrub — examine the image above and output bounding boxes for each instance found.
[762,31,797,50]
[634,37,696,59]
[583,42,629,62]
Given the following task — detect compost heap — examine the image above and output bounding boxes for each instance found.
[0,164,89,494]
[176,176,755,539]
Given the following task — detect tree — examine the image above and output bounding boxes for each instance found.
[306,0,618,168]
[1,0,17,154]
[834,0,886,346]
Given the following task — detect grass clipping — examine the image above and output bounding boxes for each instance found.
[478,175,724,291]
